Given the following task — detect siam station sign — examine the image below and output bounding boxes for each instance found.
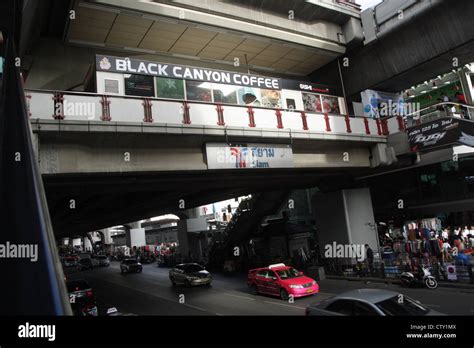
[96,55,281,90]
[206,143,294,169]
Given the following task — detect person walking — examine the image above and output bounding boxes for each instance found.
[365,244,374,276]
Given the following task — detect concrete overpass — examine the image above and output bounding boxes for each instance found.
[27,88,395,236]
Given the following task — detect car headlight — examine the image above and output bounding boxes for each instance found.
[312,281,317,286]
[289,284,303,289]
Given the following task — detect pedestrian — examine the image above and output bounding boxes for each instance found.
[365,244,374,276]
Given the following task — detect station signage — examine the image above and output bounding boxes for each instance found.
[96,55,280,90]
[408,117,474,152]
[205,143,294,169]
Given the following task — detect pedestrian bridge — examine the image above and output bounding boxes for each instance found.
[26,89,402,175]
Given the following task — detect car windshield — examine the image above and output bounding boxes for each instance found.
[183,264,204,273]
[276,268,301,279]
[124,259,137,264]
[66,281,89,292]
[375,296,430,316]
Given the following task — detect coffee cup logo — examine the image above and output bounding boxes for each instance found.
[99,57,111,70]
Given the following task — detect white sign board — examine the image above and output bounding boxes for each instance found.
[186,217,207,233]
[206,143,294,169]
[447,265,457,281]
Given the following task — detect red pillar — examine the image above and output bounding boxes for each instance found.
[100,95,111,121]
[275,109,283,129]
[344,114,352,133]
[300,111,309,130]
[323,112,331,132]
[247,106,256,127]
[375,118,382,135]
[182,101,191,124]
[142,98,153,123]
[396,115,405,131]
[216,103,225,126]
[363,117,371,134]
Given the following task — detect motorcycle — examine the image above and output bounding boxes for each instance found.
[400,266,438,289]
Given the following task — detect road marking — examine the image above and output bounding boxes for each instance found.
[263,301,306,310]
[184,304,209,312]
[222,293,256,301]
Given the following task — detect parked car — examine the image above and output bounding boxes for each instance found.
[120,258,142,274]
[305,289,443,316]
[94,255,110,267]
[169,263,212,287]
[66,279,98,316]
[77,258,94,271]
[63,255,78,267]
[247,263,319,300]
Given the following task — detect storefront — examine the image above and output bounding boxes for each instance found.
[90,55,346,115]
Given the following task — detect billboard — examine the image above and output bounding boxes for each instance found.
[360,89,405,118]
[206,143,294,169]
[407,117,474,152]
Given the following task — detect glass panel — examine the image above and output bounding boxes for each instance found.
[212,83,238,104]
[185,80,212,102]
[302,92,322,112]
[261,89,282,108]
[237,87,261,106]
[156,77,185,99]
[124,74,155,97]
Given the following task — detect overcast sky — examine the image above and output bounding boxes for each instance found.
[357,0,384,11]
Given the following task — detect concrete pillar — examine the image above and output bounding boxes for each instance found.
[458,67,474,119]
[459,67,474,105]
[83,236,92,252]
[313,188,379,257]
[72,237,82,250]
[124,221,145,248]
[177,219,189,258]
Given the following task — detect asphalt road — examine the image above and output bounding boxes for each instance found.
[65,261,474,316]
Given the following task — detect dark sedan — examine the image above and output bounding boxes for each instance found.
[120,258,142,274]
[169,263,212,287]
[77,258,94,271]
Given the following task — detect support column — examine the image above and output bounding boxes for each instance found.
[177,220,190,258]
[458,67,474,119]
[125,221,145,248]
[313,188,379,257]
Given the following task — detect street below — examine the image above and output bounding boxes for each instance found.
[65,262,474,316]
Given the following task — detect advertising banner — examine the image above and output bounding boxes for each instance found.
[96,55,280,90]
[407,117,474,152]
[360,89,405,118]
[206,143,293,169]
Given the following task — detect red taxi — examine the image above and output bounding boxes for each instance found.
[247,263,319,300]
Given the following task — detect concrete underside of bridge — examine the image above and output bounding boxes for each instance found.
[44,166,369,237]
[34,122,385,235]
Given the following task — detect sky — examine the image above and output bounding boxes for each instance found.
[357,0,384,11]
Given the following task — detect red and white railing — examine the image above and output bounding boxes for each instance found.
[25,89,385,137]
